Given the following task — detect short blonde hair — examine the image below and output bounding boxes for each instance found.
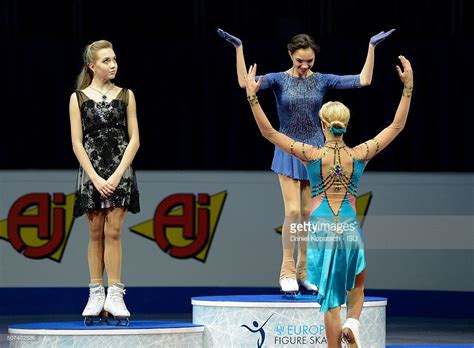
[319,101,350,131]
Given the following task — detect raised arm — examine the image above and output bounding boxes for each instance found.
[69,93,115,198]
[354,55,413,161]
[106,89,140,188]
[217,28,247,89]
[245,64,319,162]
[359,29,396,86]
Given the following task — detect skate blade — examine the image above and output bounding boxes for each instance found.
[106,316,130,326]
[83,310,115,326]
[298,289,318,296]
[280,290,298,299]
[83,316,108,326]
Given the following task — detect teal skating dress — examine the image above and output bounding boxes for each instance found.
[266,100,404,311]
[305,141,368,312]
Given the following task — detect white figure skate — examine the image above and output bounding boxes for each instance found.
[82,284,106,326]
[299,279,319,295]
[104,283,130,326]
[342,318,361,347]
[280,277,299,299]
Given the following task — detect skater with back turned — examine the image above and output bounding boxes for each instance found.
[244,57,413,346]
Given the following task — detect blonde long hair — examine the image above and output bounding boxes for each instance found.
[75,40,113,90]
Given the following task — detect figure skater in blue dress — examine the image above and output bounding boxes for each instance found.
[218,28,395,294]
[243,56,413,347]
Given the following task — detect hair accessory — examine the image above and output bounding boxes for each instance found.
[329,127,346,136]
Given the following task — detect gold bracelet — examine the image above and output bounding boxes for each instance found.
[247,95,259,106]
[403,85,413,98]
[290,140,296,155]
[301,143,310,161]
[373,137,380,153]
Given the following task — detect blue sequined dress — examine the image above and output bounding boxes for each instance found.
[259,72,360,180]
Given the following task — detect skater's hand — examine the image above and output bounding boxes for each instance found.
[245,64,263,97]
[396,55,413,88]
[217,28,242,47]
[369,29,395,47]
[106,173,122,192]
[93,176,115,199]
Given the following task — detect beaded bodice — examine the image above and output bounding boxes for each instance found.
[259,72,360,146]
[306,141,366,220]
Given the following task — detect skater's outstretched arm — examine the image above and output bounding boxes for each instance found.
[245,64,319,162]
[217,28,247,88]
[359,29,396,86]
[354,55,413,161]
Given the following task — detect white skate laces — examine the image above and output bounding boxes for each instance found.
[82,284,105,317]
[104,283,130,317]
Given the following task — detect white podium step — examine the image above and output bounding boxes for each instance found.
[192,294,387,347]
[8,320,203,347]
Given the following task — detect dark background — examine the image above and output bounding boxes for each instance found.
[1,0,472,171]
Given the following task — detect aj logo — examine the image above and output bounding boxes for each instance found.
[0,193,75,262]
[241,314,274,348]
[130,191,227,262]
[275,192,372,234]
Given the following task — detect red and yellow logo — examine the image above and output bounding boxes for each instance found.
[0,193,75,262]
[130,191,227,262]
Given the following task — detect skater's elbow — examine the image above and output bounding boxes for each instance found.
[261,128,278,142]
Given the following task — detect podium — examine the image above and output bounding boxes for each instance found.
[193,295,387,347]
